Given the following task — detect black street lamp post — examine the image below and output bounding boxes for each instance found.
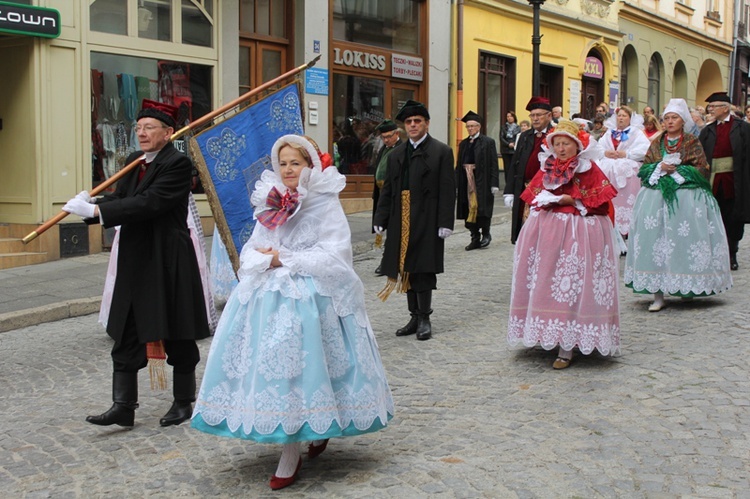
[528,0,546,96]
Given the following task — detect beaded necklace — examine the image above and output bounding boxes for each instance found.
[663,133,684,154]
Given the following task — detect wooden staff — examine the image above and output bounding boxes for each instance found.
[22,55,322,244]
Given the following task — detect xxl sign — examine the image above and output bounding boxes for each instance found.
[0,1,60,39]
[583,56,603,79]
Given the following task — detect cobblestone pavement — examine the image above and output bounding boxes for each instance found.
[1,216,750,498]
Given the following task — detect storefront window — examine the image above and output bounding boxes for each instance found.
[90,52,212,192]
[332,74,385,174]
[240,0,286,37]
[90,0,127,36]
[333,0,419,54]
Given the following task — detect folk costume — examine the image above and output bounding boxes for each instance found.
[504,96,555,243]
[625,99,732,309]
[500,119,522,185]
[69,99,210,428]
[597,113,651,237]
[373,100,456,341]
[698,91,750,270]
[192,136,393,461]
[507,120,621,368]
[371,120,402,274]
[456,110,500,250]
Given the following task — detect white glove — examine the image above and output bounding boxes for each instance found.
[532,190,563,207]
[63,197,97,219]
[438,227,453,239]
[503,194,514,209]
[491,187,500,195]
[374,226,385,235]
[75,190,92,203]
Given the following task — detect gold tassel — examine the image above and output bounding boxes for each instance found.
[377,191,411,301]
[146,340,168,391]
[374,233,383,248]
[467,192,478,223]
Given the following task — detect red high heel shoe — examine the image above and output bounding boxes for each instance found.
[308,439,329,459]
[269,457,302,490]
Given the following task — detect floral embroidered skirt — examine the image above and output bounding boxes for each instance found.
[598,158,641,237]
[192,275,394,444]
[507,209,621,355]
[624,187,732,297]
[209,235,238,303]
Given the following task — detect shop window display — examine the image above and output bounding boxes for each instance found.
[90,53,212,193]
[332,74,385,175]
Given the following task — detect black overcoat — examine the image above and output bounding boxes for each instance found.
[699,119,750,223]
[92,143,210,343]
[503,128,537,242]
[456,134,499,220]
[374,135,456,277]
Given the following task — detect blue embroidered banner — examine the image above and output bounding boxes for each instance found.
[188,83,304,272]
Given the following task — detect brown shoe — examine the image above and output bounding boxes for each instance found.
[552,357,571,370]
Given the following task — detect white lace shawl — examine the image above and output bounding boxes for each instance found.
[234,166,369,327]
[597,127,651,188]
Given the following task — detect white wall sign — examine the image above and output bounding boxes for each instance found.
[569,80,581,116]
[392,54,423,81]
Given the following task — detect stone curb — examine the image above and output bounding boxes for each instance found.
[0,297,102,333]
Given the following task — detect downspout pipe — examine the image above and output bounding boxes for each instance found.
[729,0,740,101]
[456,0,464,148]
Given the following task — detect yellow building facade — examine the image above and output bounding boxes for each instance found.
[452,0,621,150]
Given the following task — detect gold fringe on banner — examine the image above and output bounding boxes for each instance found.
[378,191,411,301]
[146,340,168,391]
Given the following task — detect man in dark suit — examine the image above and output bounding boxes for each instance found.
[374,100,456,341]
[63,100,210,427]
[372,119,402,275]
[699,91,750,270]
[503,96,555,243]
[455,110,500,250]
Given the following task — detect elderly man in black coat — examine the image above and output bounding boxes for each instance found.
[63,100,210,427]
[374,100,456,341]
[503,96,555,243]
[456,110,500,250]
[699,91,750,270]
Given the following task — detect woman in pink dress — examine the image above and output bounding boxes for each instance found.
[507,120,621,369]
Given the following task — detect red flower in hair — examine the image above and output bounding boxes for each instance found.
[319,152,333,169]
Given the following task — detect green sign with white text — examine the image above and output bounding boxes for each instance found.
[0,1,60,39]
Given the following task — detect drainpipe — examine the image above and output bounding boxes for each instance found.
[729,0,740,101]
[456,0,464,148]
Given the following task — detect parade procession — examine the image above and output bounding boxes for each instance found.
[2,0,750,496]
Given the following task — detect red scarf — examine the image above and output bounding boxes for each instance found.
[542,155,578,190]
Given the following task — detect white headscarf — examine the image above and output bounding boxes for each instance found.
[663,98,698,135]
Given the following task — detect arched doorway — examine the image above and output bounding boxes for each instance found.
[648,53,664,113]
[582,49,606,118]
[673,60,688,100]
[621,45,638,108]
[696,58,725,104]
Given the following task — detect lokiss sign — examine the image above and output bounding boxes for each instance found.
[0,1,60,39]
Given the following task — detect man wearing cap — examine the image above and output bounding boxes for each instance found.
[503,96,554,243]
[372,119,403,274]
[63,99,210,428]
[699,91,750,270]
[374,100,456,341]
[456,110,500,250]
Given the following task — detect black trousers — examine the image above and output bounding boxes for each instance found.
[715,192,745,253]
[112,308,200,374]
[465,215,491,237]
[409,272,437,292]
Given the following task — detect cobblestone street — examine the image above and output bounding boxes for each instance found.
[2,216,749,497]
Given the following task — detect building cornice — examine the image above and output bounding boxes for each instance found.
[619,3,733,54]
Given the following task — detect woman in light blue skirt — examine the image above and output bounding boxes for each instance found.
[192,135,393,490]
[624,99,732,311]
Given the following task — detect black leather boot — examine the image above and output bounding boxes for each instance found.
[480,232,492,248]
[160,371,196,427]
[465,231,481,251]
[415,290,433,341]
[396,291,419,336]
[86,371,138,427]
